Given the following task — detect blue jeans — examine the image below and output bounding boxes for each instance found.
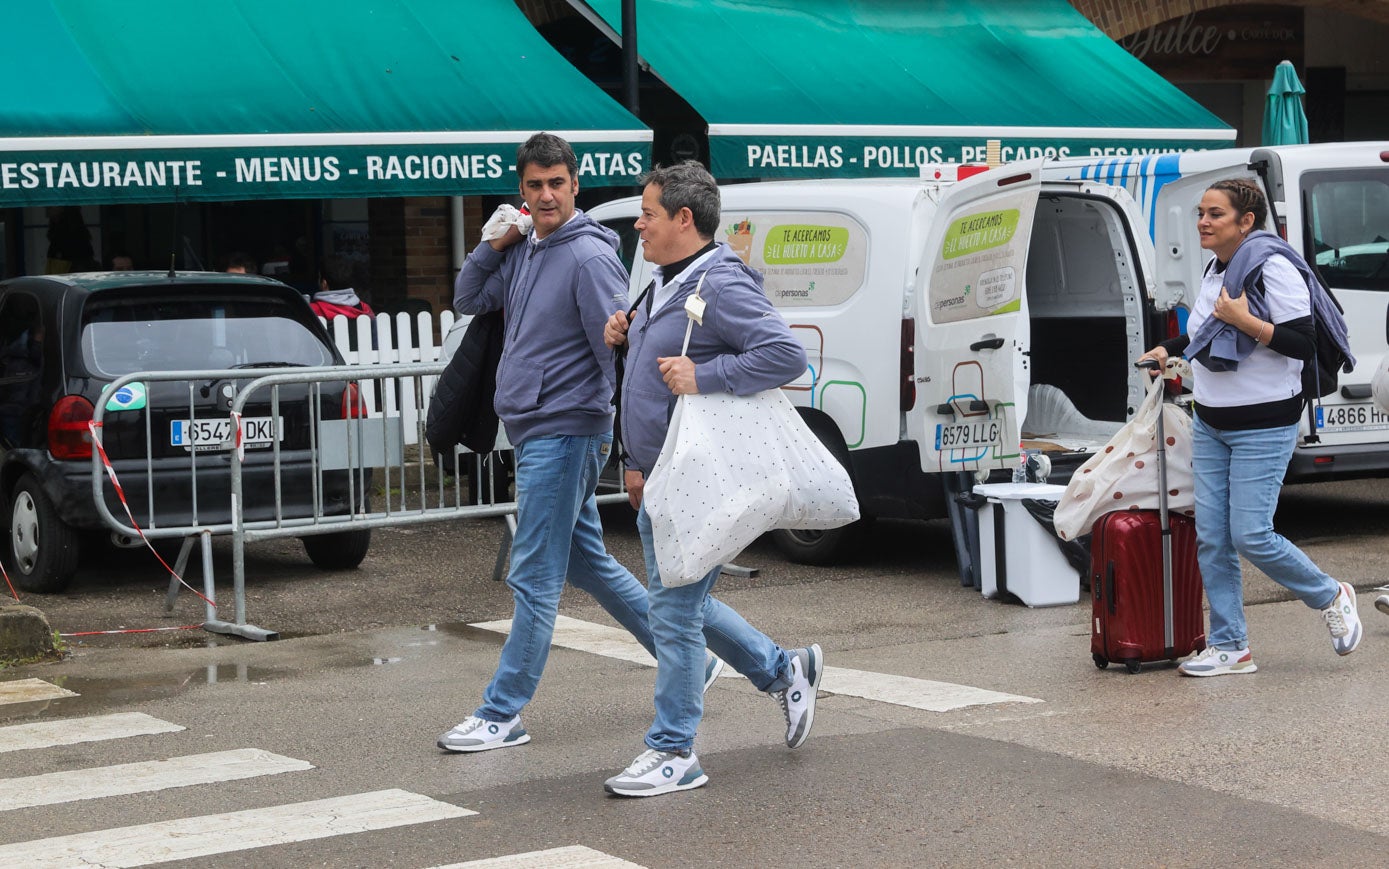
[476,433,656,722]
[1192,415,1339,651]
[637,503,791,754]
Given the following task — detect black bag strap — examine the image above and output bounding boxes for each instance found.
[612,279,656,465]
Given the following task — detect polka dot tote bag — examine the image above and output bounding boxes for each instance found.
[1053,364,1194,541]
[644,387,860,586]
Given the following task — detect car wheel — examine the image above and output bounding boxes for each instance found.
[6,473,82,593]
[301,529,371,570]
[771,522,869,566]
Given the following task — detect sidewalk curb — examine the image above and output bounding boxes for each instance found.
[0,604,56,663]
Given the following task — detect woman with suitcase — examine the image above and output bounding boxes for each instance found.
[1136,177,1362,676]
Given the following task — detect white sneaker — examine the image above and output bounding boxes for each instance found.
[436,715,530,752]
[771,644,823,748]
[604,748,708,797]
[1177,645,1257,677]
[1322,581,1363,657]
[703,651,725,693]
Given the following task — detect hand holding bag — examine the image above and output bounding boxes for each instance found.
[1053,360,1194,541]
[642,277,860,586]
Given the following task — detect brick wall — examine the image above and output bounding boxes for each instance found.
[367,198,405,306]
[368,196,488,315]
[402,198,452,312]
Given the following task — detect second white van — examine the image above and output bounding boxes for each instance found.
[590,161,1170,566]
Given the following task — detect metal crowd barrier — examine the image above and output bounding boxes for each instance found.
[90,363,630,641]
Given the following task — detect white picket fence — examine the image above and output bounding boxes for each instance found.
[318,310,466,445]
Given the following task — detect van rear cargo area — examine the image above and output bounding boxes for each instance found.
[1020,193,1137,455]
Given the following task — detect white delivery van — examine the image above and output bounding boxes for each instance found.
[1049,142,1389,480]
[589,161,1169,566]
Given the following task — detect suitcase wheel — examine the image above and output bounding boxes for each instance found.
[1123,659,1142,674]
[1092,653,1109,670]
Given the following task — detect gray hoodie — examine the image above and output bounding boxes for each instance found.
[454,210,628,446]
[620,243,808,474]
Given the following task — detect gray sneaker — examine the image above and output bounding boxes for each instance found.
[437,714,530,753]
[1375,594,1389,616]
[604,748,708,797]
[703,651,725,693]
[1322,581,1363,657]
[771,644,822,749]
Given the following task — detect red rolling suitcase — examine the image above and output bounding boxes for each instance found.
[1090,511,1205,672]
[1090,364,1205,673]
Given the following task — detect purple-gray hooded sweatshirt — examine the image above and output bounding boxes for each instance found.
[453,210,628,446]
[620,243,808,475]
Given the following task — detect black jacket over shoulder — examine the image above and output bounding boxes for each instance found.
[425,309,504,457]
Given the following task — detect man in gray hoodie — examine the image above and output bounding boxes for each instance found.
[602,161,824,797]
[438,133,674,754]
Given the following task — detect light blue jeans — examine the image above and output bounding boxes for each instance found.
[476,433,656,722]
[637,503,792,754]
[1192,415,1339,651]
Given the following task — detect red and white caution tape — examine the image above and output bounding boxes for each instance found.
[87,420,216,608]
[1,559,18,603]
[60,625,203,638]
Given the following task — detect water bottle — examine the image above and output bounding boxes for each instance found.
[1012,443,1028,483]
[1026,449,1052,484]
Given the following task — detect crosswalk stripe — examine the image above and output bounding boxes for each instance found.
[0,712,184,754]
[469,616,1040,709]
[0,788,475,868]
[472,615,656,668]
[431,845,647,868]
[0,678,77,706]
[470,615,734,678]
[0,748,313,811]
[820,666,1041,711]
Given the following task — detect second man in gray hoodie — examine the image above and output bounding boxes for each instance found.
[603,161,825,797]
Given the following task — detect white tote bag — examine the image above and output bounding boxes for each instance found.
[642,278,859,586]
[1052,365,1195,541]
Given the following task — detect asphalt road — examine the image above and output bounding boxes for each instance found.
[3,478,1389,867]
[15,477,1389,650]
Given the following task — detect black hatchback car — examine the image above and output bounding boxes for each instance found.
[0,271,371,593]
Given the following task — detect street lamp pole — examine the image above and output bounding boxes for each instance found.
[621,0,638,114]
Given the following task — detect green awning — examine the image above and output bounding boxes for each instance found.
[579,0,1234,179]
[0,0,650,206]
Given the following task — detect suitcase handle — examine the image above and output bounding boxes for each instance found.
[1104,560,1116,615]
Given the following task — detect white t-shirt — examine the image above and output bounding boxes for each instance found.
[1187,253,1308,408]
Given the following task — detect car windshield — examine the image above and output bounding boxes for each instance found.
[81,292,336,376]
[1304,168,1389,292]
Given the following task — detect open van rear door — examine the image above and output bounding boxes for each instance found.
[1152,162,1262,312]
[910,161,1042,475]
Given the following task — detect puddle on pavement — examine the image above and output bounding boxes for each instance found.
[430,622,503,642]
[2,623,497,720]
[0,664,283,720]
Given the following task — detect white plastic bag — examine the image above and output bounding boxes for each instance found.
[479,204,533,242]
[1053,365,1195,541]
[643,388,860,586]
